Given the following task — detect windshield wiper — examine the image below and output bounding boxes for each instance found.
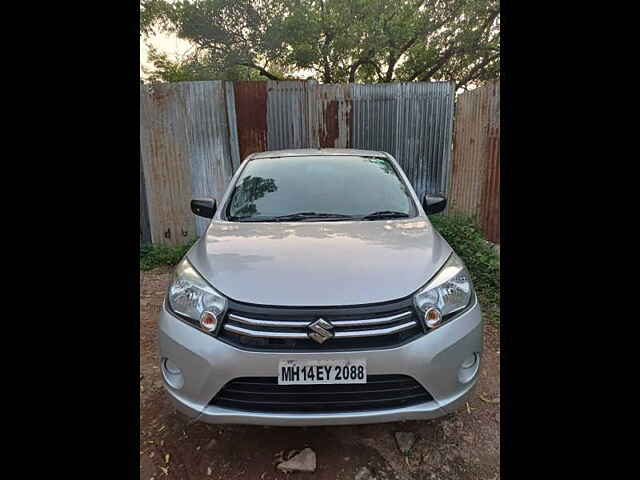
[361,210,410,220]
[232,211,408,222]
[229,212,355,222]
[229,215,276,222]
[271,212,356,222]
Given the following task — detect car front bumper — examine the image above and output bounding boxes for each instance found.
[158,297,483,426]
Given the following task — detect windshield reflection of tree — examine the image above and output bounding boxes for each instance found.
[365,157,395,175]
[229,158,411,222]
[365,157,414,198]
[230,175,277,217]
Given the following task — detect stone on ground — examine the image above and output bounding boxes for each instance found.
[276,448,317,473]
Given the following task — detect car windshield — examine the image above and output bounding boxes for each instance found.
[225,155,416,222]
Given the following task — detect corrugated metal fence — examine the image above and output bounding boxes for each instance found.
[351,83,454,197]
[449,80,500,243]
[140,82,239,243]
[140,80,461,245]
[140,144,151,244]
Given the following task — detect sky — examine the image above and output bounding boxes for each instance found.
[140,32,315,81]
[140,32,192,79]
[140,31,477,91]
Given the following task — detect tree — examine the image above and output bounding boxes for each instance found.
[141,0,499,90]
[142,45,267,83]
[141,0,173,36]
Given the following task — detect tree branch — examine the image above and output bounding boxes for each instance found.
[348,59,363,83]
[384,55,397,82]
[409,47,458,81]
[407,7,500,82]
[237,62,282,80]
[388,1,467,82]
[455,53,499,90]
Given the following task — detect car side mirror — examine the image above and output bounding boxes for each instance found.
[191,197,217,219]
[422,194,447,215]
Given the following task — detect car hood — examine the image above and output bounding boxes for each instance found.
[187,218,452,306]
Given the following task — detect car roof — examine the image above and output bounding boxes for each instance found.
[249,148,387,160]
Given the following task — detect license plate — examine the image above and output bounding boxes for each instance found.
[278,359,367,385]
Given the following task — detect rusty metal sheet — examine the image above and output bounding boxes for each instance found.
[140,83,196,245]
[450,80,500,243]
[479,81,500,243]
[140,81,237,242]
[450,86,487,215]
[308,84,352,148]
[140,79,468,244]
[234,81,268,160]
[480,133,500,243]
[140,144,151,244]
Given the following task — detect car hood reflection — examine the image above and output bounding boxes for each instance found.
[187,218,451,306]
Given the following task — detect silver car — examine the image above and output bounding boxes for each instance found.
[159,148,482,426]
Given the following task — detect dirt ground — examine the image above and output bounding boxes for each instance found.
[140,268,500,480]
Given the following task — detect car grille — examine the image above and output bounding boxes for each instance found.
[218,297,425,351]
[210,375,433,413]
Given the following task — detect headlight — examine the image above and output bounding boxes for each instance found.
[168,257,227,333]
[414,252,473,329]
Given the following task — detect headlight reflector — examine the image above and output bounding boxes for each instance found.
[168,258,227,332]
[414,253,472,328]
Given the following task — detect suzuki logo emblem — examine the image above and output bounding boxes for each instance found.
[308,318,334,344]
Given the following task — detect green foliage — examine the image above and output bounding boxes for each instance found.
[140,0,174,36]
[140,239,196,271]
[429,213,500,323]
[140,0,499,89]
[143,45,267,83]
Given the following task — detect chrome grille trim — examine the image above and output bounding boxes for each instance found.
[332,311,413,326]
[223,324,308,338]
[228,314,307,328]
[227,310,413,328]
[335,320,417,337]
[219,298,424,350]
[223,319,418,339]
